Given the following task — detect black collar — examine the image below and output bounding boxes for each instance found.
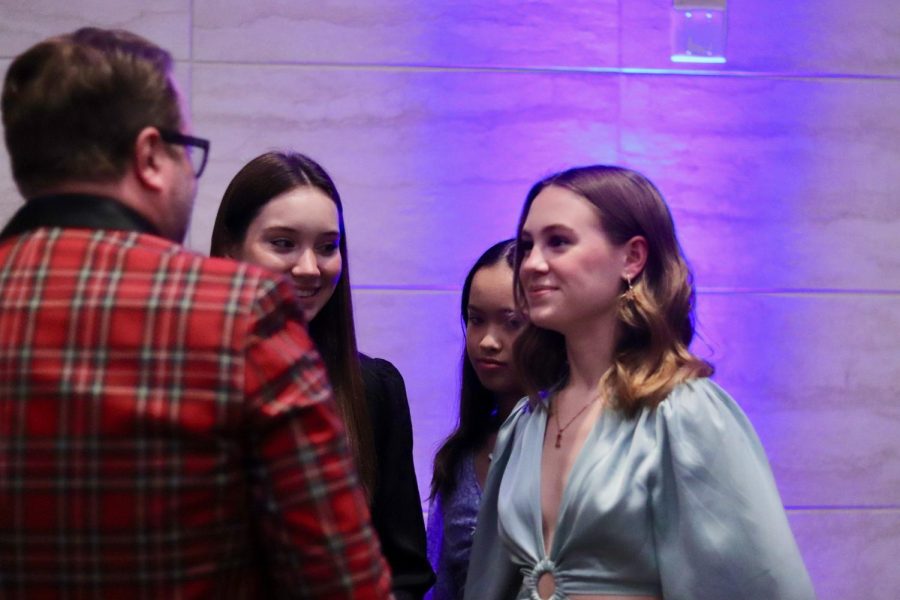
[0,194,161,242]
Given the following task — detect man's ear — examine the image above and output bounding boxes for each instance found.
[622,235,648,280]
[132,126,167,192]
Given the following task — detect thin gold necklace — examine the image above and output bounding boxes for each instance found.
[552,391,601,449]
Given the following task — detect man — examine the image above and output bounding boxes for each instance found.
[0,27,391,598]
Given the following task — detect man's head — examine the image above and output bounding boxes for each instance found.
[2,27,200,242]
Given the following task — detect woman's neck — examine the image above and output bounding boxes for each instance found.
[563,314,617,393]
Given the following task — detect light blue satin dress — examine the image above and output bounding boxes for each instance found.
[464,378,816,600]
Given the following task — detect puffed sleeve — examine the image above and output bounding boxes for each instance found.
[651,379,816,600]
[361,356,435,600]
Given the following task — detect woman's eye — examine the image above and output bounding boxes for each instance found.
[548,235,570,248]
[318,242,339,255]
[269,238,294,250]
[519,240,533,254]
[507,317,524,331]
[467,315,484,326]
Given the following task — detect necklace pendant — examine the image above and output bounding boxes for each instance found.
[555,431,562,449]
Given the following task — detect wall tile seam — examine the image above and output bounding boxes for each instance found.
[786,505,900,513]
[696,288,900,296]
[353,286,900,296]
[354,286,459,294]
[181,59,900,83]
[189,0,195,63]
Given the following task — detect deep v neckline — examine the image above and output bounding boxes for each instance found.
[536,394,604,557]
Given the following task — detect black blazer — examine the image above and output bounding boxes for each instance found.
[361,354,435,599]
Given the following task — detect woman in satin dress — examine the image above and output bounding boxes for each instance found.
[464,166,815,600]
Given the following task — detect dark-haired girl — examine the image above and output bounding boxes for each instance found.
[211,151,434,599]
[426,239,524,600]
[464,166,814,600]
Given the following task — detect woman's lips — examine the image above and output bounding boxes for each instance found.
[295,287,319,298]
[476,358,507,371]
[527,285,556,299]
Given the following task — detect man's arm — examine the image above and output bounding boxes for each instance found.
[243,279,392,599]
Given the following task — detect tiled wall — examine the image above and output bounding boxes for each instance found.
[2,2,898,597]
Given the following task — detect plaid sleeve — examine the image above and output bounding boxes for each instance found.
[242,278,392,599]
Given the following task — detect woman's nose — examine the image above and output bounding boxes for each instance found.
[480,331,501,352]
[521,247,548,275]
[291,249,319,277]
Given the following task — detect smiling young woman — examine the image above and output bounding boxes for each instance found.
[210,151,434,599]
[236,185,342,323]
[464,166,815,600]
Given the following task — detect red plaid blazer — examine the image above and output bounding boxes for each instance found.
[0,195,392,599]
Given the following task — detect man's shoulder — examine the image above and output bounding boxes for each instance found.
[28,228,290,307]
[126,232,284,291]
[2,227,295,314]
[105,233,304,339]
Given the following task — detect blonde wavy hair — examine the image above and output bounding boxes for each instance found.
[512,165,712,416]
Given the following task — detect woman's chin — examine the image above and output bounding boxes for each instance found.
[299,302,324,324]
[529,310,564,333]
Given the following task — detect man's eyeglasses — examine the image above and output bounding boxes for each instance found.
[159,129,210,178]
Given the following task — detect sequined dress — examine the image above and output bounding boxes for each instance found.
[426,453,482,600]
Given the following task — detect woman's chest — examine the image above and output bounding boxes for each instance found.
[499,409,659,560]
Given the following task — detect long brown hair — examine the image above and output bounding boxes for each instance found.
[210,151,376,493]
[513,165,712,415]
